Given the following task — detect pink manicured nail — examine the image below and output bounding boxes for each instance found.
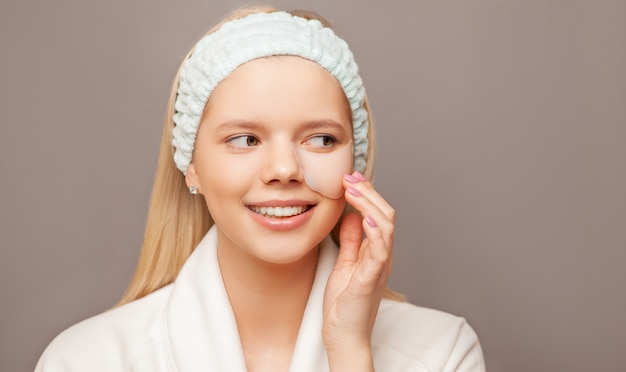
[365,215,377,227]
[344,174,360,183]
[353,171,367,182]
[347,186,362,196]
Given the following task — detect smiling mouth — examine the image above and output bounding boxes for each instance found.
[247,205,312,218]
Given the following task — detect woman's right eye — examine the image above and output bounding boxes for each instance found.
[227,135,260,148]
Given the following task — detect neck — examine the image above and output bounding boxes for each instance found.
[216,232,320,344]
[219,247,319,313]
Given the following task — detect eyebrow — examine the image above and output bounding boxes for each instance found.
[214,119,348,133]
[299,119,348,134]
[214,120,263,132]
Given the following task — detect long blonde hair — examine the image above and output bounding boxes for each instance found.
[117,5,403,306]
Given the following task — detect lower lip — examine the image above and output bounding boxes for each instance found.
[246,206,314,231]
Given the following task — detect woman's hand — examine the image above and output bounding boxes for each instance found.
[322,171,395,371]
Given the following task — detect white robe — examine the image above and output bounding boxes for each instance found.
[35,227,486,371]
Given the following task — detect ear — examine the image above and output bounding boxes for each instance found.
[185,162,203,194]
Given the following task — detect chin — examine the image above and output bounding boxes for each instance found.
[245,234,323,265]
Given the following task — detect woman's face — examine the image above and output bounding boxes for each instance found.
[186,56,353,265]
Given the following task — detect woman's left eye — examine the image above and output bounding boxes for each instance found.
[305,135,336,148]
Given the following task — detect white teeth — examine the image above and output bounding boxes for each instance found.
[250,205,306,217]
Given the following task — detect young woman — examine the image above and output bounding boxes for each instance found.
[36,6,485,372]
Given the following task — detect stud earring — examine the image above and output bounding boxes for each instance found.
[189,185,199,195]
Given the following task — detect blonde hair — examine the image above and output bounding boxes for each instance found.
[117,5,403,306]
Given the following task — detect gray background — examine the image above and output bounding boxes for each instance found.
[1,0,625,371]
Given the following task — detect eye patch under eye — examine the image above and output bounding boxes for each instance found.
[291,142,353,199]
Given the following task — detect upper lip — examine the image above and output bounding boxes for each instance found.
[244,199,316,207]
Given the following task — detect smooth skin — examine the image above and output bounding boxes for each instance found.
[186,56,394,372]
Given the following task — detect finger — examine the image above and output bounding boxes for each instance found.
[344,218,391,296]
[335,212,363,268]
[361,214,393,267]
[342,174,395,269]
[344,188,395,251]
[343,175,395,223]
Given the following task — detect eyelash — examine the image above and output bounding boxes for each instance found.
[305,135,337,148]
[226,135,260,148]
[225,134,337,149]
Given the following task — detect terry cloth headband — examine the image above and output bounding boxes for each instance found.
[172,11,369,175]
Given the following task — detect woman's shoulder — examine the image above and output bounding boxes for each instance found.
[372,299,486,372]
[35,286,173,372]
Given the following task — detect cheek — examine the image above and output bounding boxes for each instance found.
[198,154,258,201]
[294,142,353,199]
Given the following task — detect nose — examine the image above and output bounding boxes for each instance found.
[261,140,303,185]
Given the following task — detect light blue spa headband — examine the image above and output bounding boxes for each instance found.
[172,11,369,175]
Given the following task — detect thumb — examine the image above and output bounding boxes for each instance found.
[336,212,363,267]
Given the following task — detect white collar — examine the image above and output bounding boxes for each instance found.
[166,226,338,372]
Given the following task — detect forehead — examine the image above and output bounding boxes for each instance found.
[202,56,352,128]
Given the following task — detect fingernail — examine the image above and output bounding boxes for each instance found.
[344,174,360,183]
[347,186,362,196]
[365,215,377,227]
[353,171,367,182]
